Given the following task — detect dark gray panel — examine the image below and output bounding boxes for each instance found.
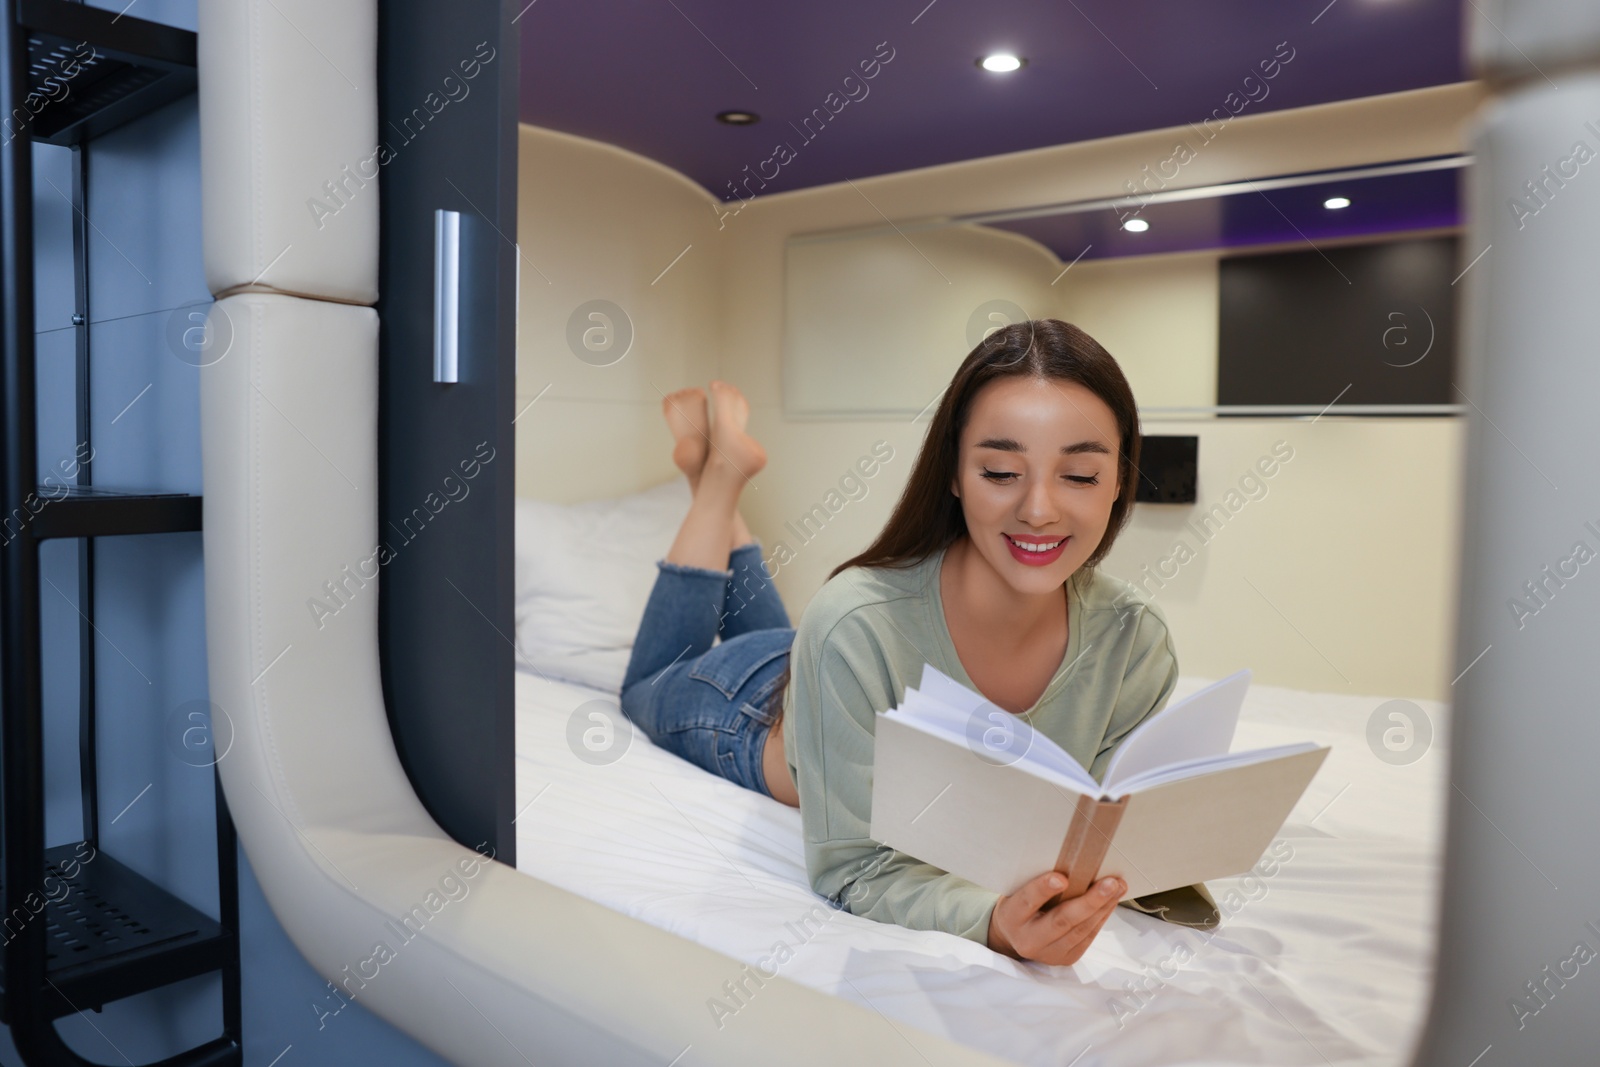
[1219,236,1459,409]
[377,0,517,865]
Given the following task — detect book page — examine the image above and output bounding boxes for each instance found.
[914,662,989,712]
[872,666,1331,900]
[1099,745,1330,898]
[886,697,1100,794]
[901,666,1098,791]
[1112,740,1323,796]
[1102,668,1253,794]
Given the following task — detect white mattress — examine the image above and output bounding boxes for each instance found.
[514,668,1448,1067]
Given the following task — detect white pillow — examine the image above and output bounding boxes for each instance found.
[514,477,693,693]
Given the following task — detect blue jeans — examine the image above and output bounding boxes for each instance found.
[620,541,795,799]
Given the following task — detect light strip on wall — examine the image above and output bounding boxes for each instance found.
[434,209,461,384]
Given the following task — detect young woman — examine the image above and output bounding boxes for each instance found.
[619,319,1180,967]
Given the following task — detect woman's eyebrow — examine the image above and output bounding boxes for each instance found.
[974,436,1112,456]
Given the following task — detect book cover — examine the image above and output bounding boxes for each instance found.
[869,664,1330,900]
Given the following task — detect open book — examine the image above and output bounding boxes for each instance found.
[869,664,1329,903]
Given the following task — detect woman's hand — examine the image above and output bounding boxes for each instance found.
[987,871,1125,965]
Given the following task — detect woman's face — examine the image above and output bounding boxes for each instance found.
[950,375,1123,596]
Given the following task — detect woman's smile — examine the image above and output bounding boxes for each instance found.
[1003,532,1070,566]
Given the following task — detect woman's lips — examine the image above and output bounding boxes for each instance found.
[1004,533,1068,567]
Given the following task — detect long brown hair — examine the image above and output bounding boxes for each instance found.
[764,318,1143,729]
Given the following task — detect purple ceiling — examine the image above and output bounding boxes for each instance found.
[518,0,1467,200]
[987,162,1464,261]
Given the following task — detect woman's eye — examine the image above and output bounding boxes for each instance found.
[980,469,1099,485]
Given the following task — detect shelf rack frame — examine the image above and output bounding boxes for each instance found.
[1,2,240,1064]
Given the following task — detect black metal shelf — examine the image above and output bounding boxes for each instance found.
[0,841,231,1025]
[30,485,202,540]
[2,1,240,1063]
[19,0,197,147]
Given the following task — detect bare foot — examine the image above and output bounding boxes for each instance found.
[662,387,709,489]
[705,380,767,482]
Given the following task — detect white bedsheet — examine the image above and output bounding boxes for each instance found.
[514,668,1448,1066]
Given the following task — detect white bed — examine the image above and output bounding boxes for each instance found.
[513,664,1447,1067]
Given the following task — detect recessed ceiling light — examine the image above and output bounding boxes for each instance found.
[1323,196,1351,209]
[977,53,1025,73]
[1122,217,1150,233]
[716,110,760,125]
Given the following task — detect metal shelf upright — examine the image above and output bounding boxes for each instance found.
[0,2,240,1064]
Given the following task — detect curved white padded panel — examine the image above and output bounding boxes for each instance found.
[1469,0,1600,79]
[199,293,1004,1065]
[1408,70,1600,1064]
[197,0,379,303]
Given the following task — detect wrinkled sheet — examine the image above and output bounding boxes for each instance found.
[514,668,1448,1066]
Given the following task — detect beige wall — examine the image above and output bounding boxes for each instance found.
[784,224,1063,416]
[1052,251,1221,409]
[783,240,1224,414]
[1099,413,1463,700]
[514,126,725,502]
[517,82,1485,700]
[1051,250,1464,700]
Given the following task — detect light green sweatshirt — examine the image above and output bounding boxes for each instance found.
[779,539,1180,946]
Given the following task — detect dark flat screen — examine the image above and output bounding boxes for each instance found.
[1135,435,1198,504]
[1218,235,1458,410]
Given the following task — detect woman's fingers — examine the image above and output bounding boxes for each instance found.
[1011,883,1126,966]
[1034,888,1122,963]
[1036,876,1121,934]
[996,872,1126,964]
[1011,871,1071,917]
[989,872,1065,959]
[1016,876,1123,964]
[991,872,1064,956]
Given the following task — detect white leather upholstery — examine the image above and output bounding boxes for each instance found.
[199,285,999,1067]
[1469,0,1600,79]
[197,0,379,303]
[195,3,1001,1063]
